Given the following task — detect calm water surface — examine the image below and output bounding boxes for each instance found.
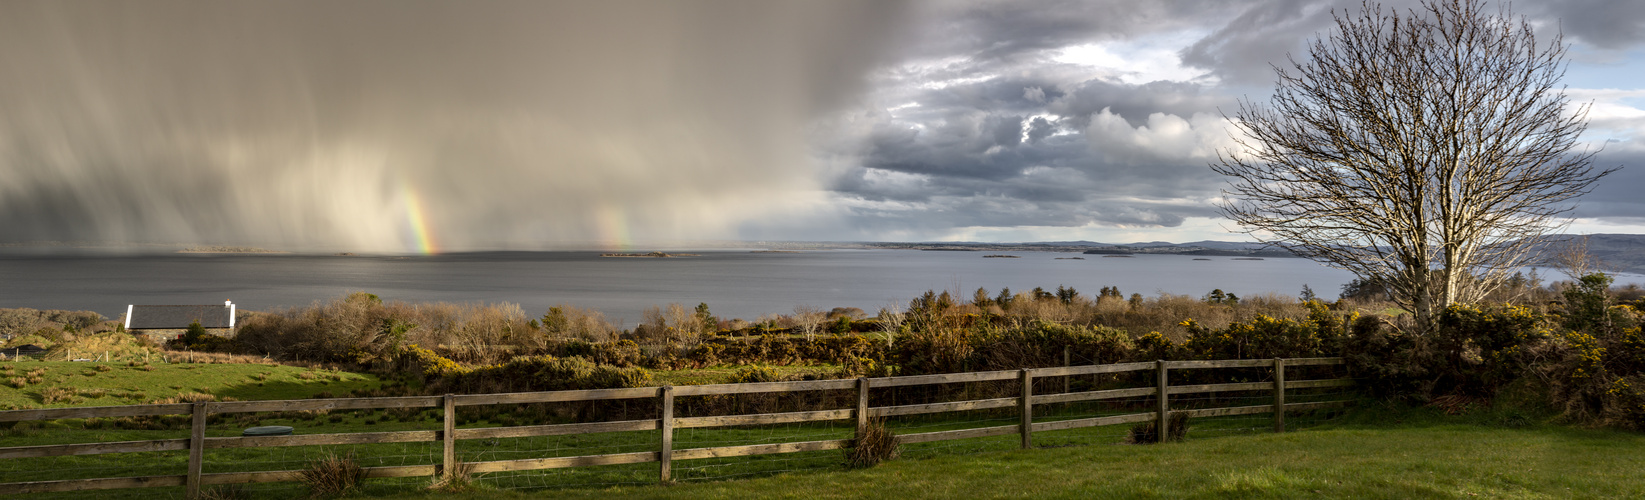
[0,249,1356,324]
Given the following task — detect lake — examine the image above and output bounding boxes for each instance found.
[0,249,1362,325]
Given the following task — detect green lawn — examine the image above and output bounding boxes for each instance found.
[377,415,1645,499]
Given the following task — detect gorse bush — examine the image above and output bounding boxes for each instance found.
[721,365,783,384]
[1343,303,1542,400]
[428,355,651,395]
[1181,301,1349,360]
[1536,273,1645,427]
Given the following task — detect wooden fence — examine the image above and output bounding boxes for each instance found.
[0,357,1353,497]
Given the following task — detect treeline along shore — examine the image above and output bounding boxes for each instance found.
[6,273,1645,429]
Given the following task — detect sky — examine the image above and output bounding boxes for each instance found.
[0,0,1642,253]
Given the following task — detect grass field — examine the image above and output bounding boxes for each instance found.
[0,360,384,409]
[6,360,1639,499]
[372,407,1645,500]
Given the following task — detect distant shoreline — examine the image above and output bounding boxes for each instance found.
[177,246,289,254]
[600,252,701,258]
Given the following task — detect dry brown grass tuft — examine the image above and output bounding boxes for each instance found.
[845,419,901,468]
[300,452,365,499]
[196,484,250,500]
[428,461,476,493]
[1127,412,1190,444]
[39,386,79,404]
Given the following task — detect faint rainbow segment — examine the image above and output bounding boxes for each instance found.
[595,205,632,251]
[402,185,439,255]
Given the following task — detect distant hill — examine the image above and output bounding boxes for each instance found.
[865,234,1645,273]
[1526,234,1645,275]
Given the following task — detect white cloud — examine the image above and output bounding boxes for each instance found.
[1053,30,1213,84]
[1085,108,1240,164]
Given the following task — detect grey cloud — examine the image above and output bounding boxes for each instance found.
[1026,117,1057,143]
[1526,0,1645,50]
[901,0,1247,65]
[1180,0,1645,87]
[1177,0,1375,86]
[1045,79,1231,128]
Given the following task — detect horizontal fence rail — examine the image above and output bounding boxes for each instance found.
[0,357,1353,497]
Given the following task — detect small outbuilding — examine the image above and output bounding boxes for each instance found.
[125,300,237,342]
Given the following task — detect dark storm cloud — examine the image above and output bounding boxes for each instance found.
[815,0,1645,241]
[1572,143,1645,218]
[0,0,908,251]
[820,1,1251,236]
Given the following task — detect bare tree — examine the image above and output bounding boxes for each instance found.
[874,304,905,348]
[1551,234,1610,282]
[791,305,826,341]
[1212,0,1614,331]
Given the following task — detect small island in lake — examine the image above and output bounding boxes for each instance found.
[1055,257,1085,260]
[1232,257,1265,261]
[983,254,1020,258]
[1193,258,1212,261]
[601,251,701,258]
[178,245,288,254]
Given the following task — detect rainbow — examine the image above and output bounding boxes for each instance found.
[595,204,632,251]
[402,184,439,255]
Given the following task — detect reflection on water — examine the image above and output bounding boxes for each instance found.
[0,250,1358,324]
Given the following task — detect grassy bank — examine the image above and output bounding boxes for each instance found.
[0,361,383,409]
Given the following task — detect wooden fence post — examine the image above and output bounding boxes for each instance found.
[1155,360,1168,443]
[1019,369,1033,449]
[659,386,674,483]
[855,377,870,435]
[1063,346,1071,393]
[442,394,456,479]
[187,402,206,499]
[1273,358,1286,433]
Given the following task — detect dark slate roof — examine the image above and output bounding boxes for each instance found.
[128,305,232,329]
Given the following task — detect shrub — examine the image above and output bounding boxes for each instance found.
[1181,301,1351,360]
[722,365,783,384]
[300,453,365,499]
[431,355,651,394]
[845,419,900,467]
[1346,303,1543,401]
[1134,331,1178,361]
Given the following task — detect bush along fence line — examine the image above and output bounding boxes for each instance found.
[0,357,1352,497]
